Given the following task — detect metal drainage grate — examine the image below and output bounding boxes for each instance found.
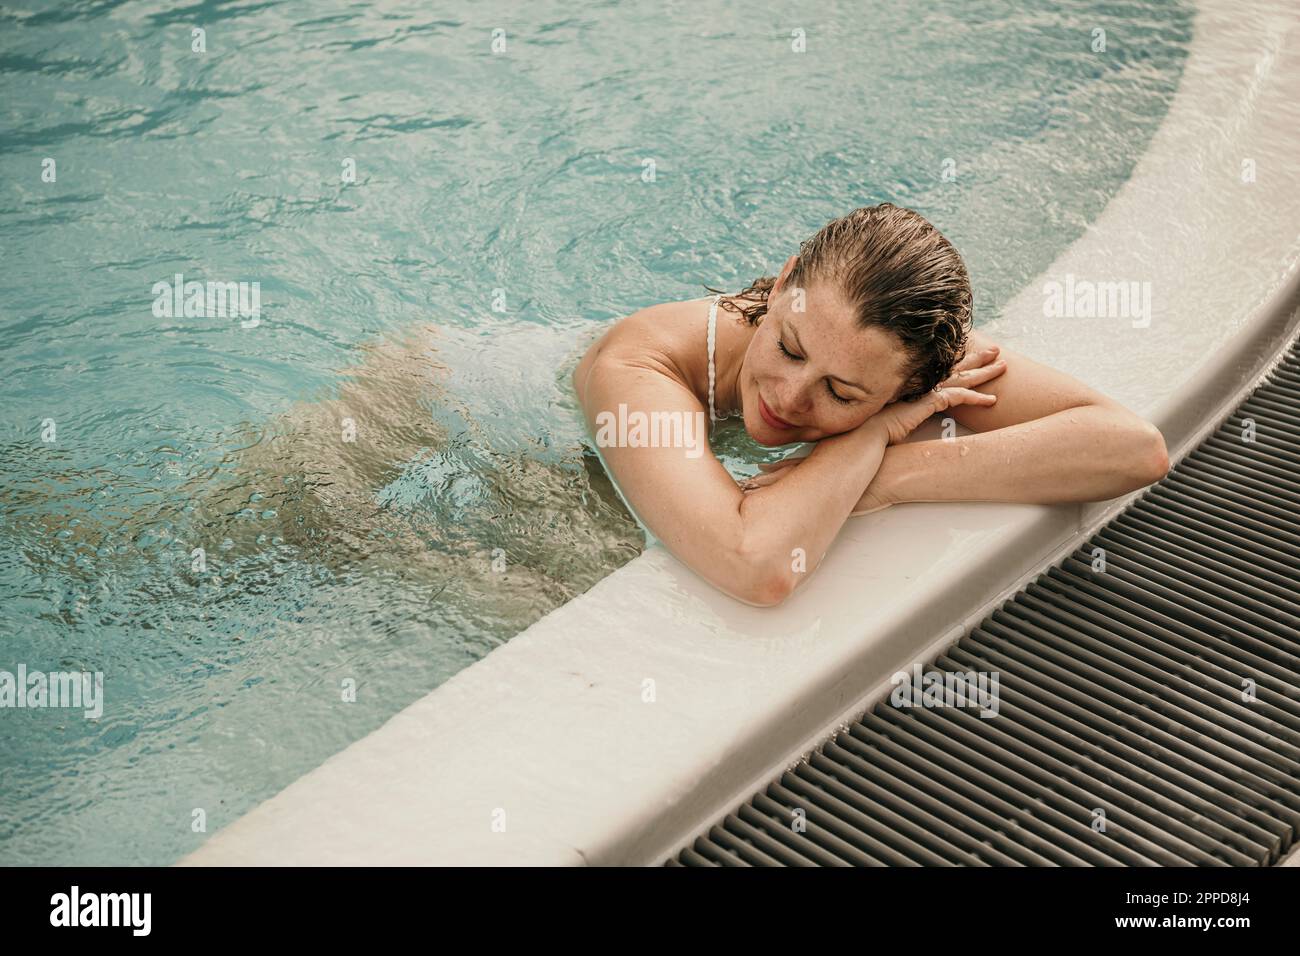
[669,334,1300,867]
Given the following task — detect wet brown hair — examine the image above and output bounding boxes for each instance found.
[704,202,973,404]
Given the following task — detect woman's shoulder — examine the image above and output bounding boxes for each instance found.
[614,294,715,351]
[572,295,715,397]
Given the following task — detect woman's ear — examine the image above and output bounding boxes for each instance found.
[772,254,799,296]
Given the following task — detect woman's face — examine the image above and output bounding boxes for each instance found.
[740,258,913,446]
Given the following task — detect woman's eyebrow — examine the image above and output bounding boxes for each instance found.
[790,321,873,394]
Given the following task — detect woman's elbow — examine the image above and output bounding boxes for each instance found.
[743,572,794,608]
[1114,422,1169,497]
[702,533,791,607]
[729,554,796,608]
[1139,423,1170,484]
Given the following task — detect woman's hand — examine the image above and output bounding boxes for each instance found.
[738,345,1006,504]
[738,455,807,494]
[868,345,1006,446]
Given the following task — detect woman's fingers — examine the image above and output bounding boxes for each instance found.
[949,344,999,372]
[868,377,1001,447]
[940,355,1006,389]
[743,455,810,489]
[937,385,999,407]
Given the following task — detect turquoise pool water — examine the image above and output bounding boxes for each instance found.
[0,0,1192,864]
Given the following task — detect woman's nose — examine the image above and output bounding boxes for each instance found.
[778,378,814,416]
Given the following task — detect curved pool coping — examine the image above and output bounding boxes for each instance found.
[181,0,1300,866]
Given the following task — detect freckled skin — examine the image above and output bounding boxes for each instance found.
[712,255,916,447]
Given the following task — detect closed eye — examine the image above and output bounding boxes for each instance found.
[777,338,853,405]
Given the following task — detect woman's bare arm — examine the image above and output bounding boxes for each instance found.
[575,351,892,606]
[864,330,1168,508]
[868,405,1167,508]
[573,312,999,605]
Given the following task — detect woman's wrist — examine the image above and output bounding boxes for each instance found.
[849,445,908,512]
[874,444,917,505]
[844,417,891,453]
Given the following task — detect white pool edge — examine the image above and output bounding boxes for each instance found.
[180,0,1300,867]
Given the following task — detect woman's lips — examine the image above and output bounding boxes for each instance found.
[759,395,794,430]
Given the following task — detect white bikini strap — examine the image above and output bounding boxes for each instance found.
[707,294,721,423]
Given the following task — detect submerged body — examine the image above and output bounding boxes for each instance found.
[27,318,650,639]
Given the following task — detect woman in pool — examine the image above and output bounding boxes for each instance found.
[572,202,1170,607]
[68,202,1160,623]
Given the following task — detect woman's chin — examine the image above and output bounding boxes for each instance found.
[740,405,805,446]
[748,421,802,447]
